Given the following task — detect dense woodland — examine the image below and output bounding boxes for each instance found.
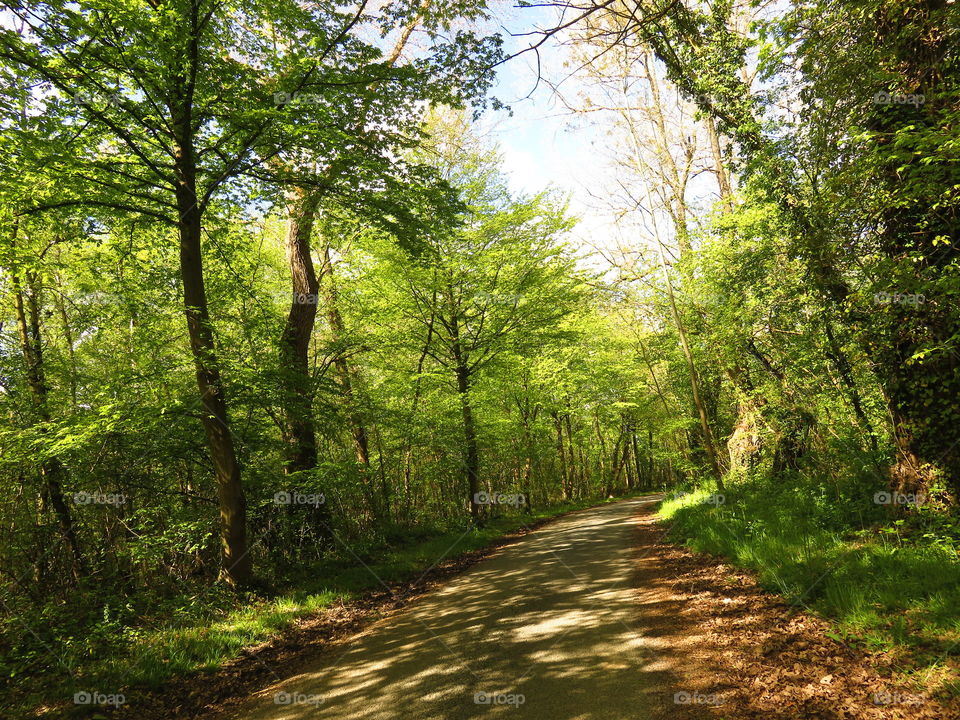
[0,0,958,715]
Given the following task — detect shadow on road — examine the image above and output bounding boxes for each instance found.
[230,496,717,720]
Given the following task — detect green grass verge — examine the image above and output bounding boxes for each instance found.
[658,483,960,692]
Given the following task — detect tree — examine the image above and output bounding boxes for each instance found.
[381,116,587,519]
[0,0,500,584]
[270,0,500,501]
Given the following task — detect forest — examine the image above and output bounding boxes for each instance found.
[0,0,958,717]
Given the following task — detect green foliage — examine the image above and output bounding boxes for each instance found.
[2,0,958,712]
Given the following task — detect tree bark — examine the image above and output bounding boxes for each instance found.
[452,345,480,521]
[174,138,250,586]
[705,115,734,211]
[280,187,322,476]
[552,411,568,501]
[593,410,609,493]
[320,243,377,513]
[823,320,879,454]
[516,387,537,513]
[631,425,644,488]
[402,296,436,521]
[655,239,725,486]
[563,403,577,499]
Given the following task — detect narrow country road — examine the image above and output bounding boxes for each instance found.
[228,495,708,720]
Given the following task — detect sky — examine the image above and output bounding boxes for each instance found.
[475,4,616,251]
[474,4,736,280]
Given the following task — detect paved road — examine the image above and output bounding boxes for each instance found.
[230,495,694,720]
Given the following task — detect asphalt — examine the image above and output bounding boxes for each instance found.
[228,495,698,720]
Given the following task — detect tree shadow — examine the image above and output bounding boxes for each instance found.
[229,497,719,720]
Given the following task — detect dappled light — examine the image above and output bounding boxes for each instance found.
[1,0,958,717]
[233,498,712,720]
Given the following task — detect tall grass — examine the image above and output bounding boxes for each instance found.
[659,482,960,666]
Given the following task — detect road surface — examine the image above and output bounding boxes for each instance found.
[229,495,704,720]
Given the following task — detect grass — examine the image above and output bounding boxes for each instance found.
[29,494,630,717]
[658,482,960,692]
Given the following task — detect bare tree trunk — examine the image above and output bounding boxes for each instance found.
[640,48,693,255]
[607,432,623,496]
[552,411,568,501]
[563,404,576,499]
[452,345,480,521]
[280,187,322,476]
[593,410,609,493]
[610,425,630,492]
[705,115,734,211]
[517,388,537,513]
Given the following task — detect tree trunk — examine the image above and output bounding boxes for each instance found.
[655,239,725,486]
[823,320,879,455]
[593,411,609,494]
[175,143,250,586]
[705,115,734,211]
[273,4,429,511]
[630,423,644,488]
[552,411,568,501]
[563,404,576,499]
[610,426,630,492]
[320,244,376,512]
[402,301,436,522]
[517,391,536,513]
[9,258,85,583]
[454,358,480,522]
[280,187,322,476]
[625,421,637,490]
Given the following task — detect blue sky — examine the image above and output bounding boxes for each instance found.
[478,4,610,242]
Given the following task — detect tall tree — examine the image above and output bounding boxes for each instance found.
[387,117,585,519]
[0,0,496,583]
